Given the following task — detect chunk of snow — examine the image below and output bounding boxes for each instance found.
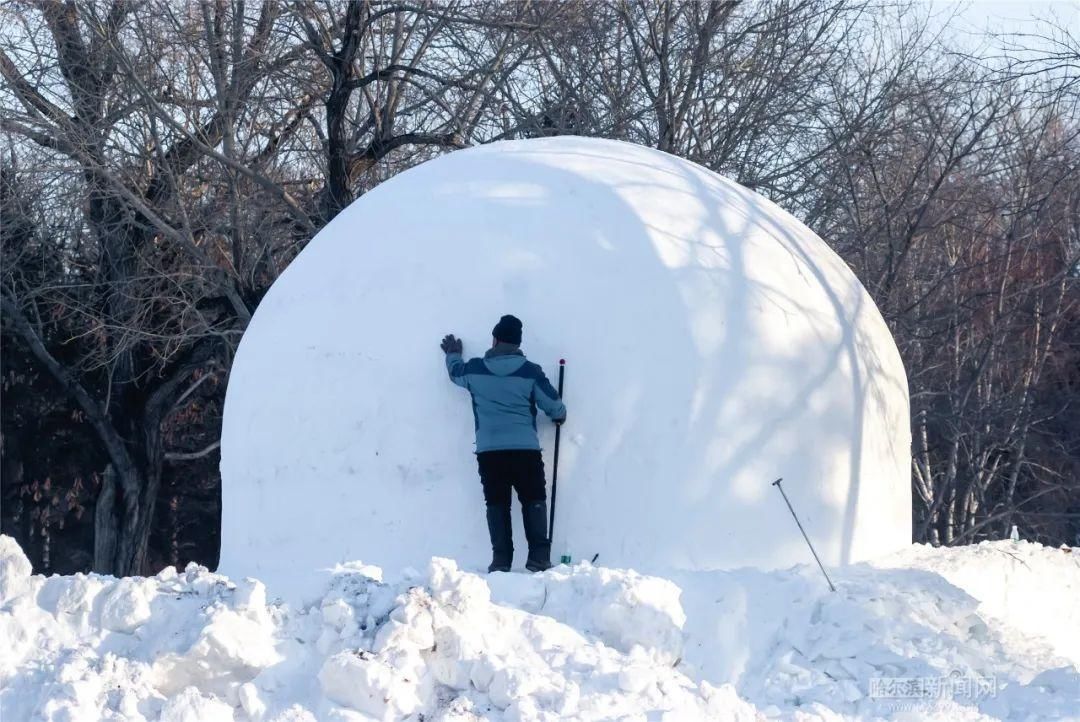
[158,687,234,722]
[0,535,32,603]
[100,577,153,633]
[318,650,426,719]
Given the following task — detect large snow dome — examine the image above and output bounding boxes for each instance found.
[220,137,911,600]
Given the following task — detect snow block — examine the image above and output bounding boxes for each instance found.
[219,137,912,601]
[158,687,234,722]
[0,535,32,603]
[318,649,426,718]
[99,577,153,634]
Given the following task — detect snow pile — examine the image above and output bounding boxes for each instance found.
[892,540,1080,666]
[3,534,1079,721]
[673,545,1080,720]
[0,536,755,721]
[220,136,912,600]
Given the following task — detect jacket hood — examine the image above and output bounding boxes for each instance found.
[483,345,527,376]
[485,343,523,358]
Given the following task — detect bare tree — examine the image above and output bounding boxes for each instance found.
[1,0,304,574]
[286,0,560,219]
[819,54,1079,544]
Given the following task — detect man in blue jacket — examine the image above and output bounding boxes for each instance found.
[441,315,566,572]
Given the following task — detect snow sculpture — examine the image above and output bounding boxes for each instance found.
[220,137,911,600]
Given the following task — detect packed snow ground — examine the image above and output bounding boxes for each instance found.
[2,535,1078,721]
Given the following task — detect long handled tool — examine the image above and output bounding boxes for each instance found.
[772,477,836,592]
[548,359,566,545]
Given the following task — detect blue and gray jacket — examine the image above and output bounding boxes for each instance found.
[446,344,567,453]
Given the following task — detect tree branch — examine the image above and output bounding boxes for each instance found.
[165,440,220,462]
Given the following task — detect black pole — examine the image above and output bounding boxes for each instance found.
[548,359,566,544]
[771,478,836,592]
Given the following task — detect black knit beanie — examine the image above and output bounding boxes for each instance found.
[492,314,523,345]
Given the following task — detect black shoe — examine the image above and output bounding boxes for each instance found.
[521,501,552,572]
[486,504,513,573]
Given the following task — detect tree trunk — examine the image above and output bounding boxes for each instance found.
[93,442,163,577]
[93,464,118,573]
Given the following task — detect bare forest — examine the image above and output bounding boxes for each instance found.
[1,0,1077,576]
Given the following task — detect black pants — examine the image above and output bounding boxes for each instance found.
[477,449,547,507]
[477,449,550,569]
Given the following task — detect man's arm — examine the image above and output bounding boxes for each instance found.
[445,351,470,389]
[441,334,469,389]
[532,366,566,422]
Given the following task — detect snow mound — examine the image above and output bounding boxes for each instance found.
[220,136,911,601]
[3,535,1079,721]
[878,540,1080,669]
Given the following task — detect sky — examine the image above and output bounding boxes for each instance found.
[929,0,1077,26]
[926,0,1078,43]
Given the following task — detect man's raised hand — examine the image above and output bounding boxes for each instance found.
[440,334,463,354]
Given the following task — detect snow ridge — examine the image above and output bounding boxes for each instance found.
[2,535,1078,721]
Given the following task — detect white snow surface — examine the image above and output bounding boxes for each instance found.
[3,534,1079,721]
[220,137,911,601]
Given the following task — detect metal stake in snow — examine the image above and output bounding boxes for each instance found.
[772,478,836,592]
[548,359,566,546]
